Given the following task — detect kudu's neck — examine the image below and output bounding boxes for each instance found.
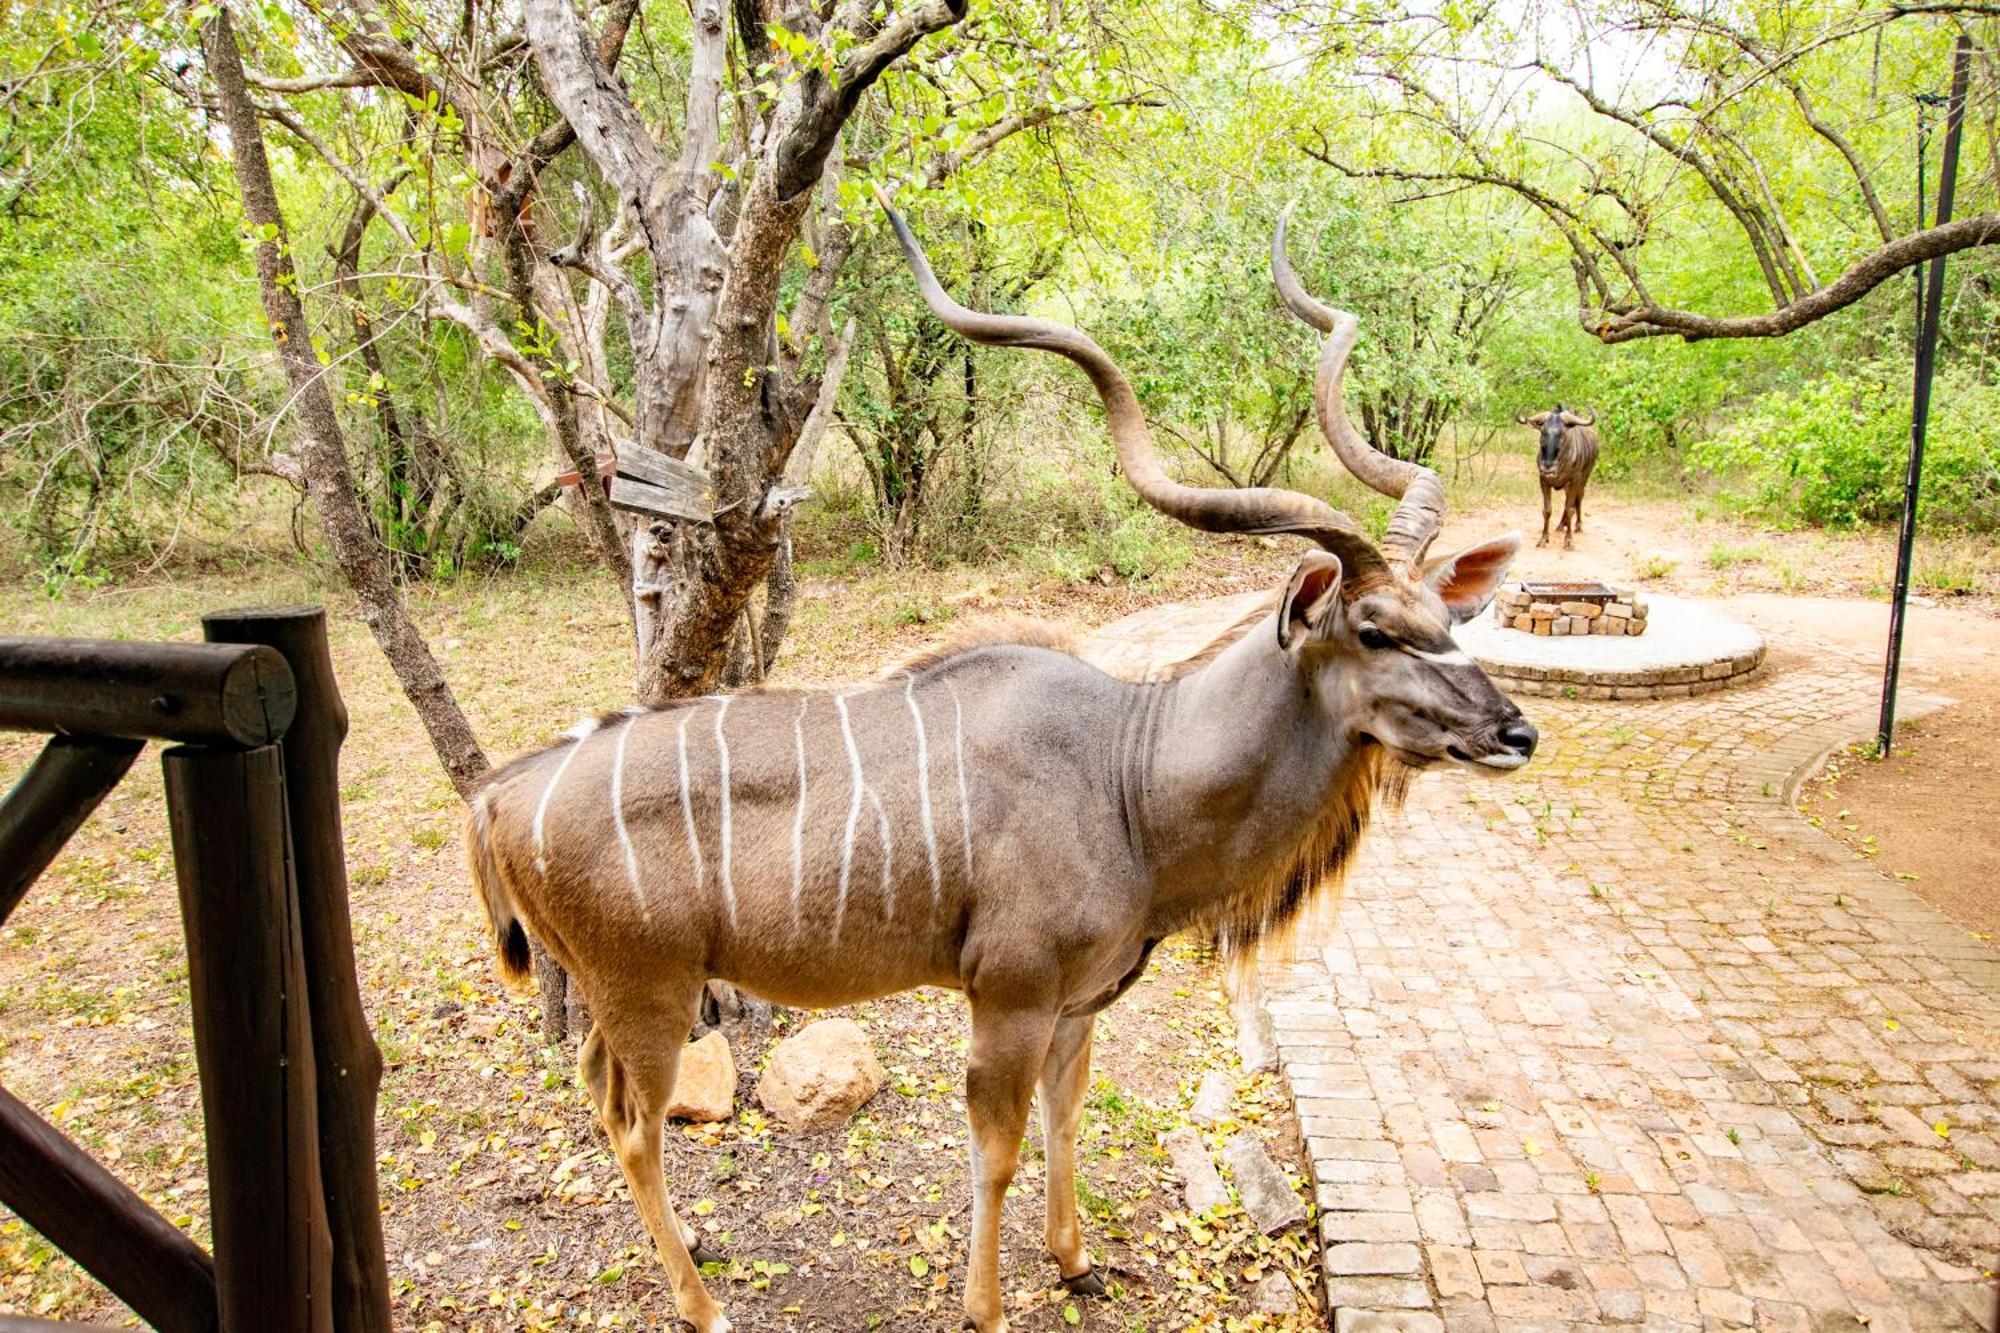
[1126,616,1374,937]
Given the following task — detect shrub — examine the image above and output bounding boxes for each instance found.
[1691,363,2000,531]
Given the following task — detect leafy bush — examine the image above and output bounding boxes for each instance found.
[1691,363,2000,531]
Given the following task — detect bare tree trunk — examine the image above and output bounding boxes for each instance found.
[204,6,490,800]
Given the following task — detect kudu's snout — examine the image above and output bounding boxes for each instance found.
[1498,717,1539,760]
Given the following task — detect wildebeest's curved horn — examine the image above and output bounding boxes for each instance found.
[1561,408,1595,428]
[1273,202,1446,571]
[876,186,1389,581]
[1518,410,1552,428]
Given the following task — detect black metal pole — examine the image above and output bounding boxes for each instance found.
[1878,36,1971,755]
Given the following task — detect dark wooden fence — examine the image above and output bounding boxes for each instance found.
[0,607,389,1333]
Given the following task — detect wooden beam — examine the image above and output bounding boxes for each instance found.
[203,608,390,1333]
[0,1082,218,1333]
[0,735,143,928]
[0,639,295,747]
[608,474,711,523]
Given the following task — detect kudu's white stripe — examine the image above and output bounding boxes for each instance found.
[712,697,739,931]
[790,697,810,931]
[531,730,589,875]
[867,787,896,921]
[945,680,974,879]
[833,691,866,940]
[904,676,943,910]
[609,716,650,920]
[676,710,707,898]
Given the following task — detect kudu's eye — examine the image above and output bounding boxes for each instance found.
[1357,625,1392,651]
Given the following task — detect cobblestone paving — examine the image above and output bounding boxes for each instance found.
[1250,637,2000,1330]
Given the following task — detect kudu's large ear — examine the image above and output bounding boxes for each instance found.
[1423,533,1520,623]
[1278,551,1344,649]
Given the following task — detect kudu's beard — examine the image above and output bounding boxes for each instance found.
[1210,743,1413,976]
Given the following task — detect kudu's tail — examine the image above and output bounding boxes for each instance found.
[465,793,534,991]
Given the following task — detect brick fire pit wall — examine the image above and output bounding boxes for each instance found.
[1492,581,1647,637]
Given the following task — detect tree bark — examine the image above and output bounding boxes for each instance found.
[204,7,489,801]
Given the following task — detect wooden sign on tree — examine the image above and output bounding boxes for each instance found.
[558,443,714,523]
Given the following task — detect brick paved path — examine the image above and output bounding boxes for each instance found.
[1254,633,1998,1330]
[1084,602,1999,1330]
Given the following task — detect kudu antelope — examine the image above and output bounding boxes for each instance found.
[464,197,1538,1333]
[1516,405,1600,549]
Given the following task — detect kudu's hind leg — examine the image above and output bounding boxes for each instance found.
[1039,1014,1102,1294]
[581,1023,718,1265]
[581,987,730,1333]
[963,1002,1057,1333]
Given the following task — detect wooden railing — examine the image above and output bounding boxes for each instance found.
[0,607,389,1333]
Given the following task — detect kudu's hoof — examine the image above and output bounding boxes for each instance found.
[1061,1266,1107,1297]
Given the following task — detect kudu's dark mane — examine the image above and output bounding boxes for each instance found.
[1207,742,1411,966]
[887,616,1081,676]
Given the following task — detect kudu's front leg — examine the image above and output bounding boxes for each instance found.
[1040,1014,1102,1294]
[963,1002,1057,1333]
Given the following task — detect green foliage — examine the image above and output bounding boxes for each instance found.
[1691,364,2000,531]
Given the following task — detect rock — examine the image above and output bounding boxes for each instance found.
[1191,1071,1236,1124]
[1249,1272,1298,1315]
[1222,1131,1307,1235]
[1162,1127,1230,1214]
[1231,990,1278,1074]
[756,1018,884,1131]
[667,1030,735,1123]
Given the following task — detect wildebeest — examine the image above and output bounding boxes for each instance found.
[1516,405,1599,549]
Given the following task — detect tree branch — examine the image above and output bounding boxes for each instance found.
[1594,214,2000,342]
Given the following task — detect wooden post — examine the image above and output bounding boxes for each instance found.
[0,735,144,927]
[0,1082,218,1333]
[163,742,332,1333]
[202,607,390,1333]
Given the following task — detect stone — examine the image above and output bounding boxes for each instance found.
[1551,619,1570,636]
[1231,990,1278,1074]
[1560,601,1603,618]
[1191,1070,1236,1124]
[1223,1131,1308,1235]
[1163,1127,1230,1214]
[1249,1272,1299,1315]
[754,1018,883,1132]
[1327,1242,1422,1275]
[1606,602,1633,618]
[666,1030,736,1123]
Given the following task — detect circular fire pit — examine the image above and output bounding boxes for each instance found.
[1458,591,1765,699]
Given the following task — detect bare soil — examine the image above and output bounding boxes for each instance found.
[4,478,1996,1326]
[0,561,1323,1332]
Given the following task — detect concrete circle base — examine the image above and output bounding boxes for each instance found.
[1457,594,1766,699]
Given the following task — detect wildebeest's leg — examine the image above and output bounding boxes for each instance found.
[1538,482,1553,547]
[963,1001,1057,1333]
[1561,490,1579,549]
[1039,1014,1102,1293]
[582,979,729,1333]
